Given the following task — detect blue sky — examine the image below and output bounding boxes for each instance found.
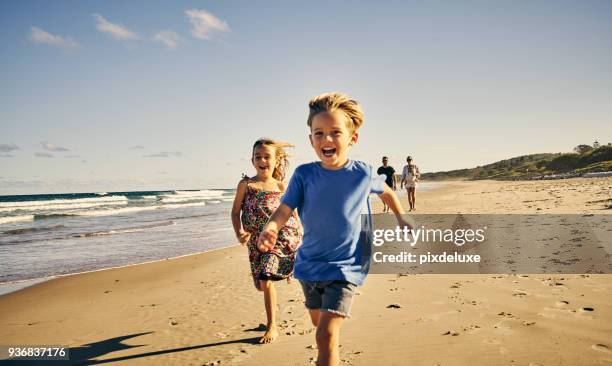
[1,1,611,194]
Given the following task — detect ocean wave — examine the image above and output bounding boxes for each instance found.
[1,199,213,224]
[160,196,210,203]
[1,221,176,245]
[2,224,65,235]
[160,190,228,203]
[160,202,207,210]
[0,215,34,225]
[0,200,128,213]
[34,213,77,220]
[166,213,217,221]
[76,202,207,217]
[77,206,159,217]
[0,195,128,209]
[71,221,176,238]
[167,189,226,198]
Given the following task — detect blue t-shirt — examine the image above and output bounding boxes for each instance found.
[281,160,386,286]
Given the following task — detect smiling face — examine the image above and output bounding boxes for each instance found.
[309,111,358,170]
[252,144,278,179]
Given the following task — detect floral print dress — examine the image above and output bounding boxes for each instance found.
[241,185,302,288]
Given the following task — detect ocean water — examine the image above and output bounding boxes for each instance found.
[0,182,443,295]
[0,189,238,293]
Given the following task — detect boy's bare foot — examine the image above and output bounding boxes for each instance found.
[259,325,278,344]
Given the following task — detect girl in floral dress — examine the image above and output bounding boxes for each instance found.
[231,138,302,343]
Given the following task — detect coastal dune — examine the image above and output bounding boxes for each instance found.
[0,178,610,365]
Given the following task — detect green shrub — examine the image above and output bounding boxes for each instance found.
[547,154,581,171]
[580,146,612,165]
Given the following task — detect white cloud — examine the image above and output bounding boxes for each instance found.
[35,152,54,158]
[93,13,139,40]
[185,9,230,40]
[143,151,182,158]
[0,143,19,153]
[0,154,13,158]
[153,30,182,49]
[41,141,69,152]
[129,145,145,150]
[29,27,78,48]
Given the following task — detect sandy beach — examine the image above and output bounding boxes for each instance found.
[1,178,610,365]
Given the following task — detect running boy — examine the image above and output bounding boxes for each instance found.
[258,92,410,366]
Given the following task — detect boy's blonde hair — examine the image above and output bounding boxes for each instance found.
[252,138,294,181]
[307,92,364,132]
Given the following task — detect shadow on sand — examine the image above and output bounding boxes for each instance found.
[1,331,261,365]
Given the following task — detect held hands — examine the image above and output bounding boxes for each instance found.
[257,227,278,253]
[236,229,251,245]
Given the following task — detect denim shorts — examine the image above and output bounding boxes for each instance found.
[299,280,357,318]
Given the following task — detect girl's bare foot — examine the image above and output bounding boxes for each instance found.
[259,325,278,344]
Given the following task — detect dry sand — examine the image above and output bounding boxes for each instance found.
[1,178,610,365]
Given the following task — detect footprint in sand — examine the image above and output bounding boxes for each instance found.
[513,289,528,297]
[493,322,515,335]
[554,300,569,307]
[462,324,482,334]
[539,304,595,319]
[592,344,611,353]
[483,339,501,345]
[215,331,229,339]
[538,307,573,319]
[423,309,462,321]
[577,307,595,319]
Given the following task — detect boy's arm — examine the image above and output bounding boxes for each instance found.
[378,184,412,229]
[258,203,293,252]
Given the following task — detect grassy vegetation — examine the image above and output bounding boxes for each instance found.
[421,146,612,181]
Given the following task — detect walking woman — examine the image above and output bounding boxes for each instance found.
[401,156,420,211]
